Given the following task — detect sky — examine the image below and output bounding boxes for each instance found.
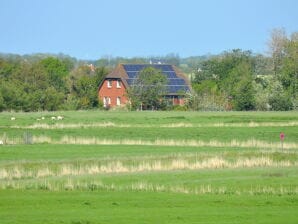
[0,0,297,59]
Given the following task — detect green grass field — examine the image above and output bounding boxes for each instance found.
[0,111,297,223]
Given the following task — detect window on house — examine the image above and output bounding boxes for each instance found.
[117,80,121,88]
[107,80,112,88]
[103,97,108,107]
[103,97,111,107]
[116,97,121,106]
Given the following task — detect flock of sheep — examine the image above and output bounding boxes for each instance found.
[35,116,64,121]
[0,115,64,145]
[9,115,64,121]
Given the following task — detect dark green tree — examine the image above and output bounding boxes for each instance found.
[76,76,99,108]
[269,92,293,111]
[234,77,255,110]
[43,87,64,111]
[0,58,17,79]
[127,67,167,110]
[0,92,4,111]
[192,49,255,111]
[66,65,107,109]
[0,81,25,111]
[40,57,69,92]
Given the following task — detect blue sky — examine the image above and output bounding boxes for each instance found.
[0,0,297,59]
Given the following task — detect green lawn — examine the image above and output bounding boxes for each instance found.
[1,191,297,224]
[1,110,297,125]
[0,111,297,223]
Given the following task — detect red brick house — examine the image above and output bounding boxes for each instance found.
[98,64,190,108]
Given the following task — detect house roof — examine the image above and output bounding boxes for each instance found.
[102,64,191,95]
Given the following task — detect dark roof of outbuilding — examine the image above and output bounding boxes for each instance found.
[101,64,191,95]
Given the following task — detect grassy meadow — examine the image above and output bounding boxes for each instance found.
[0,111,297,223]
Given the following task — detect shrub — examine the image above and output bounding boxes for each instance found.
[269,93,293,111]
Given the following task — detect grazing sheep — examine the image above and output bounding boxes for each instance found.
[10,117,16,121]
[0,140,3,145]
[41,117,45,120]
[57,116,64,120]
[51,116,56,120]
[36,118,41,121]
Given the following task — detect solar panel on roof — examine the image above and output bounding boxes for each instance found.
[124,64,147,71]
[126,72,139,78]
[123,64,189,94]
[124,64,174,72]
[163,72,176,78]
[166,85,187,93]
[124,65,177,79]
[152,64,173,71]
[168,79,186,85]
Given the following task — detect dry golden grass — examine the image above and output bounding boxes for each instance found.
[2,135,297,150]
[8,121,298,129]
[30,136,298,149]
[2,135,298,149]
[1,156,296,180]
[210,121,298,128]
[0,179,297,195]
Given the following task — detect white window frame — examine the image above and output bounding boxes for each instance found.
[107,80,112,88]
[116,80,121,88]
[103,97,111,107]
[116,97,121,106]
[103,97,108,107]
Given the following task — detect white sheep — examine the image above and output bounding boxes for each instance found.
[10,117,16,121]
[41,117,45,120]
[0,140,3,145]
[57,116,64,120]
[36,118,41,121]
[51,116,56,120]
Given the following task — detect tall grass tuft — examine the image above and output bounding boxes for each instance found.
[2,135,297,149]
[0,156,296,180]
[0,179,297,195]
[9,121,298,129]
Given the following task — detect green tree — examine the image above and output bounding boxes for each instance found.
[253,79,270,111]
[0,81,25,111]
[66,65,107,109]
[40,57,69,91]
[0,92,4,111]
[0,58,17,79]
[193,58,220,83]
[267,78,293,111]
[266,29,298,109]
[94,67,108,86]
[192,49,255,111]
[43,87,64,111]
[226,62,255,110]
[76,76,99,109]
[127,67,167,110]
[280,33,298,100]
[269,92,293,111]
[234,77,255,110]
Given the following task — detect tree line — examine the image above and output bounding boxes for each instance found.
[0,55,108,111]
[189,29,297,111]
[0,28,297,111]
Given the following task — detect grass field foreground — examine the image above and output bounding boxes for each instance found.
[0,111,297,223]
